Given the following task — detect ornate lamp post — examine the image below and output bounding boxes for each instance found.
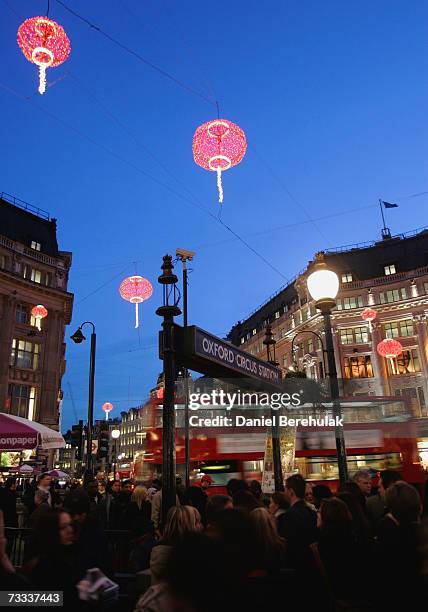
[156,255,181,525]
[70,322,96,481]
[306,252,348,486]
[263,325,283,492]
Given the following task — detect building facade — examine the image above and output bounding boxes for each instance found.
[0,193,73,435]
[228,229,428,418]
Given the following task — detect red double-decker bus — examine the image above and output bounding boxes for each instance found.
[133,394,426,492]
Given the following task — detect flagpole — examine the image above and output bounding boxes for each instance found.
[379,198,387,232]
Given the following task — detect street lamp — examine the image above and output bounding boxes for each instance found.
[70,321,96,481]
[306,252,348,485]
[156,255,181,526]
[263,325,283,492]
[111,428,120,479]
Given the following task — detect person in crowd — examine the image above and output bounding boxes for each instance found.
[206,494,233,528]
[249,480,263,501]
[313,497,374,608]
[175,476,186,504]
[336,491,372,546]
[23,473,60,514]
[109,479,121,498]
[109,479,133,529]
[375,481,428,608]
[366,469,402,529]
[250,507,286,574]
[0,478,18,527]
[268,491,289,533]
[150,505,202,584]
[232,489,261,513]
[28,490,50,528]
[200,474,213,494]
[226,478,249,497]
[280,474,317,571]
[64,490,110,577]
[184,484,208,525]
[151,486,181,532]
[305,482,316,508]
[84,480,99,515]
[22,508,78,607]
[124,485,152,536]
[352,469,372,498]
[312,484,332,510]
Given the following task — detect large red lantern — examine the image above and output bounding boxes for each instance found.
[31,304,48,330]
[192,119,247,203]
[17,16,71,94]
[102,402,113,421]
[361,307,377,331]
[119,275,153,328]
[377,338,403,373]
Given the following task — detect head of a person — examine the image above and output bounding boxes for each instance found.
[232,489,261,513]
[352,470,372,496]
[336,491,370,537]
[152,478,162,491]
[226,478,248,497]
[121,479,132,494]
[5,477,16,492]
[339,481,367,510]
[132,485,148,509]
[34,489,49,507]
[249,480,262,499]
[208,508,256,577]
[33,508,74,554]
[110,480,121,495]
[206,495,233,526]
[162,505,202,545]
[379,470,402,499]
[269,491,289,515]
[305,482,314,504]
[318,497,353,538]
[97,479,106,493]
[85,480,98,498]
[285,474,306,503]
[200,474,213,490]
[38,473,52,490]
[385,481,421,525]
[64,490,90,526]
[312,484,333,509]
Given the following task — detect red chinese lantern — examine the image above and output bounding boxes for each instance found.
[192,119,247,203]
[361,307,377,331]
[17,16,71,94]
[119,275,153,328]
[31,304,48,330]
[102,402,113,420]
[377,338,403,373]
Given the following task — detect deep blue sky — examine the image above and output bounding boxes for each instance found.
[1,1,427,431]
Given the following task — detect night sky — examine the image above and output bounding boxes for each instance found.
[1,1,427,431]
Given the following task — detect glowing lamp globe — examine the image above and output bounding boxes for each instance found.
[119,275,153,328]
[192,118,247,203]
[361,307,377,331]
[377,339,403,359]
[102,402,113,420]
[31,304,48,330]
[307,269,339,305]
[17,16,71,94]
[111,429,120,440]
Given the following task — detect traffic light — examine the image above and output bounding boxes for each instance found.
[71,420,83,461]
[98,422,109,459]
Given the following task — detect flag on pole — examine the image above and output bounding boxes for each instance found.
[382,201,398,208]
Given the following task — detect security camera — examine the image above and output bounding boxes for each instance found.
[176,248,195,261]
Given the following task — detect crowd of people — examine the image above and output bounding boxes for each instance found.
[0,469,427,611]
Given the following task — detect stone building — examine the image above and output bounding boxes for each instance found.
[228,228,428,418]
[0,193,73,437]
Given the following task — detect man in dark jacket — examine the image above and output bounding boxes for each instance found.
[0,478,18,527]
[279,474,317,570]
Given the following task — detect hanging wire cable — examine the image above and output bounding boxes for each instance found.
[53,0,217,106]
[76,265,130,305]
[46,0,50,17]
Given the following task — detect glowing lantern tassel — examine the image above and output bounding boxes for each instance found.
[38,64,47,94]
[216,167,224,203]
[135,302,139,329]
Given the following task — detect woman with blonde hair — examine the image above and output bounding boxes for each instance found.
[123,485,152,536]
[150,505,202,584]
[250,506,286,574]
